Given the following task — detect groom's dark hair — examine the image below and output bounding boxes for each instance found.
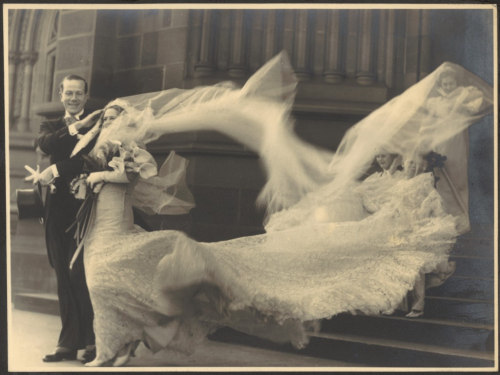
[59,74,88,94]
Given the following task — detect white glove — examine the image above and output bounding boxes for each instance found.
[24,165,55,186]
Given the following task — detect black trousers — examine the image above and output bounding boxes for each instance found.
[45,208,95,350]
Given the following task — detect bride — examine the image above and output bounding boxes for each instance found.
[27,52,493,366]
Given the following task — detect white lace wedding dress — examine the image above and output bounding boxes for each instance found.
[156,170,459,325]
[83,159,458,365]
[83,175,205,365]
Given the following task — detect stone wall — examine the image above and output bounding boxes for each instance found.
[7,7,495,297]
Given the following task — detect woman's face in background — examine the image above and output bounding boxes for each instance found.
[375,153,395,170]
[440,76,458,94]
[102,108,121,128]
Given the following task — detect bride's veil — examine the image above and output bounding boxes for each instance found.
[82,52,335,213]
[75,54,493,228]
[326,62,492,231]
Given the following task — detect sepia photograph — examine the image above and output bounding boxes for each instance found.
[3,3,497,372]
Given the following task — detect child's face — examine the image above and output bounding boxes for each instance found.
[376,153,395,170]
[440,76,458,94]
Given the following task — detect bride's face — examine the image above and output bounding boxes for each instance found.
[102,108,120,128]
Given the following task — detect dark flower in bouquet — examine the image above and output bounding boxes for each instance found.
[424,151,447,171]
[423,151,447,187]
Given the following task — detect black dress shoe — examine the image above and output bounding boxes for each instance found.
[81,347,96,364]
[43,350,77,362]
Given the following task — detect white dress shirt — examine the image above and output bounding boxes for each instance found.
[50,110,85,179]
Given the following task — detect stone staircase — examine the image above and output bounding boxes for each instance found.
[12,226,496,368]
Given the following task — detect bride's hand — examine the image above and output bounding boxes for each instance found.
[93,182,104,193]
[75,109,104,131]
[86,171,106,189]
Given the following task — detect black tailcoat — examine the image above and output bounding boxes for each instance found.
[37,114,96,350]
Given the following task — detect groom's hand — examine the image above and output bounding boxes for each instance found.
[75,109,104,131]
[24,165,55,186]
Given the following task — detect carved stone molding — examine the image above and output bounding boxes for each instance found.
[9,51,22,64]
[20,51,39,64]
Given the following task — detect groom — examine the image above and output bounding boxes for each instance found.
[32,75,102,363]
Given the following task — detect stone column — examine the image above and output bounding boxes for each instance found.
[248,10,264,70]
[344,10,359,78]
[384,10,396,88]
[293,10,311,80]
[228,10,247,78]
[376,10,387,83]
[418,9,432,79]
[403,10,421,87]
[356,10,375,85]
[17,51,38,132]
[263,10,277,61]
[282,10,295,55]
[194,10,216,77]
[9,51,21,126]
[323,10,343,83]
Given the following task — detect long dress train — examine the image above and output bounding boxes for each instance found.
[83,159,459,365]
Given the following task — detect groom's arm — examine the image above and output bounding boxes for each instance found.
[54,158,85,179]
[37,120,77,155]
[36,120,86,182]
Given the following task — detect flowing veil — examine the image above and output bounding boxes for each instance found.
[78,52,334,214]
[74,53,493,227]
[325,62,492,232]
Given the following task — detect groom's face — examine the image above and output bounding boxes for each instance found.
[60,79,88,115]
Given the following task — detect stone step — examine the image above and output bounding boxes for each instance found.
[16,290,492,325]
[449,255,494,278]
[423,296,494,325]
[307,332,495,367]
[15,291,494,367]
[427,275,494,300]
[320,313,494,353]
[459,225,494,240]
[13,292,59,316]
[209,327,495,367]
[452,237,494,257]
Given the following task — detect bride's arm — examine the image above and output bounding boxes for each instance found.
[86,141,158,190]
[86,168,131,189]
